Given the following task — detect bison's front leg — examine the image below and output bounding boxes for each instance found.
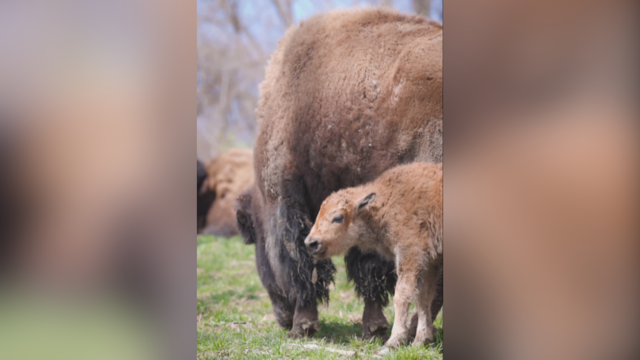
[287,299,320,338]
[345,247,396,340]
[363,298,390,340]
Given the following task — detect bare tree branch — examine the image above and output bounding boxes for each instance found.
[201,0,418,159]
[271,0,293,27]
[226,0,265,57]
[413,0,431,17]
[380,0,394,8]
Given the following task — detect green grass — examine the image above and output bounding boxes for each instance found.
[197,235,443,359]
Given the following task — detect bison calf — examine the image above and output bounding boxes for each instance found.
[305,162,443,349]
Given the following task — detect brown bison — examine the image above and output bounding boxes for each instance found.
[305,162,443,348]
[236,8,443,338]
[198,148,254,237]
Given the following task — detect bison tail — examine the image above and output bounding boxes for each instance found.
[236,191,255,245]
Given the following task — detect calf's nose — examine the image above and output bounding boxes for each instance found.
[305,237,322,253]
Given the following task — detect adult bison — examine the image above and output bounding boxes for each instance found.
[198,149,254,237]
[236,8,443,339]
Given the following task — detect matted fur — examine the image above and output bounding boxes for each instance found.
[238,8,443,337]
[199,148,254,237]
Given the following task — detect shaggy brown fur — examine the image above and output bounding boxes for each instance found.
[198,148,254,237]
[305,162,443,348]
[237,8,442,339]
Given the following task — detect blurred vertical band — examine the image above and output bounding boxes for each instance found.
[0,1,195,359]
[444,0,639,360]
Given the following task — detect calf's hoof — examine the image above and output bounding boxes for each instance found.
[383,333,407,349]
[413,325,440,347]
[287,318,320,338]
[412,334,434,347]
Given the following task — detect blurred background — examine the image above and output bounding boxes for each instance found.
[1,0,638,359]
[196,0,443,162]
[0,1,193,359]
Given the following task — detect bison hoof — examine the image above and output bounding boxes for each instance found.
[362,318,389,341]
[287,318,319,338]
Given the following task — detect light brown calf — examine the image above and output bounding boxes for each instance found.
[304,162,443,349]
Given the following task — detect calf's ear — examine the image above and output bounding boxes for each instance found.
[357,192,376,211]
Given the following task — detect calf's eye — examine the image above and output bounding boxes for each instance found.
[332,215,344,224]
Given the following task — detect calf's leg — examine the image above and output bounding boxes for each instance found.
[412,262,441,346]
[384,268,418,349]
[407,261,443,343]
[430,271,443,322]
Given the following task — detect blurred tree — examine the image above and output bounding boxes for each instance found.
[197,0,441,161]
[413,0,431,17]
[272,0,294,27]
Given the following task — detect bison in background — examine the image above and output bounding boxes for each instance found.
[197,160,214,231]
[198,148,254,237]
[236,8,443,339]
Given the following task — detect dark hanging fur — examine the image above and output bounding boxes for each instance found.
[344,247,397,306]
[275,204,335,305]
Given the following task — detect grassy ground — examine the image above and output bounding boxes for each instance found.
[197,235,443,360]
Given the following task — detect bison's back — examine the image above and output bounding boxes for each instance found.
[256,8,442,209]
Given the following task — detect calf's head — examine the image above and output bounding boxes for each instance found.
[304,191,376,260]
